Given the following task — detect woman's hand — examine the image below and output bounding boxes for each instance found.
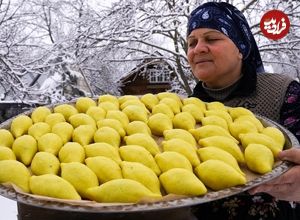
[249,148,300,201]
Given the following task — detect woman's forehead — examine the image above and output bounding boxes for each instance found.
[188,28,225,38]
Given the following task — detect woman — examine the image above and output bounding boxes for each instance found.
[187,2,300,219]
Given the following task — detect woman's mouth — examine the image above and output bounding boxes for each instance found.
[195,59,212,65]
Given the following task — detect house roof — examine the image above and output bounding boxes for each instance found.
[119,55,175,83]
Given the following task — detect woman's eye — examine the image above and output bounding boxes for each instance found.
[188,41,197,48]
[206,38,219,42]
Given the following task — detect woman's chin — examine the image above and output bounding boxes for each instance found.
[194,72,211,82]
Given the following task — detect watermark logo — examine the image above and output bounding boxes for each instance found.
[260,10,290,40]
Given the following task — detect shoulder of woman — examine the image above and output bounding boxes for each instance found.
[259,72,294,79]
[256,72,295,83]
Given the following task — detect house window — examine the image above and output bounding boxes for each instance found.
[148,68,171,83]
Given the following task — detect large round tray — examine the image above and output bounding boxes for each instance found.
[0,111,298,213]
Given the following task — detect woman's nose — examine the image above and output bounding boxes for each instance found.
[194,41,209,53]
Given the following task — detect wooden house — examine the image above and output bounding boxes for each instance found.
[119,56,178,95]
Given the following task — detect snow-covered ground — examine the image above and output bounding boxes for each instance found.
[0,196,18,220]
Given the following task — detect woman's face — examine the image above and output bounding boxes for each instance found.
[187,28,243,89]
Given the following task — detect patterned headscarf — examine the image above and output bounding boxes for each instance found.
[187,2,264,74]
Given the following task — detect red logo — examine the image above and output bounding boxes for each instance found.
[260,10,290,40]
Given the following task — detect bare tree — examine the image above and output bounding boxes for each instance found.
[89,0,197,94]
[90,0,300,94]
[0,0,299,104]
[238,0,300,79]
[0,0,119,104]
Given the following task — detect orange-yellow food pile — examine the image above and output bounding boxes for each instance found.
[0,92,285,203]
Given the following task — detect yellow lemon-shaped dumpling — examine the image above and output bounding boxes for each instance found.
[181,103,204,123]
[157,92,182,108]
[195,160,246,191]
[73,125,95,146]
[106,110,129,128]
[93,126,120,148]
[30,174,81,200]
[172,112,196,130]
[86,106,106,122]
[86,179,161,203]
[198,136,244,163]
[206,101,227,111]
[51,122,74,144]
[38,133,63,155]
[151,103,174,119]
[148,113,173,136]
[69,113,96,129]
[182,97,206,112]
[163,129,196,147]
[0,160,31,192]
[85,142,122,164]
[244,144,274,174]
[197,147,244,175]
[31,106,51,123]
[61,162,98,198]
[0,129,14,148]
[10,115,33,138]
[44,113,66,128]
[228,107,254,120]
[201,115,228,130]
[124,133,160,156]
[228,120,258,141]
[140,93,159,111]
[162,139,200,167]
[53,104,78,121]
[261,126,285,149]
[97,118,126,137]
[12,135,37,166]
[155,151,193,172]
[85,156,122,183]
[98,101,119,112]
[125,121,151,136]
[119,145,161,175]
[239,132,281,157]
[58,142,85,163]
[159,98,181,114]
[30,152,60,175]
[118,95,139,105]
[28,122,51,140]
[121,161,161,195]
[122,105,148,123]
[98,94,119,108]
[159,168,207,196]
[120,100,149,113]
[204,110,232,125]
[190,125,238,143]
[0,146,16,160]
[75,97,96,113]
[234,115,264,132]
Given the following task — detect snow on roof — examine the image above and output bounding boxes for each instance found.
[119,57,174,82]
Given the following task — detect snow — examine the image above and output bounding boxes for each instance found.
[264,64,274,73]
[39,72,62,91]
[0,196,18,220]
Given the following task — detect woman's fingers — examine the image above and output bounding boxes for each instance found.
[278,148,300,164]
[249,165,300,201]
